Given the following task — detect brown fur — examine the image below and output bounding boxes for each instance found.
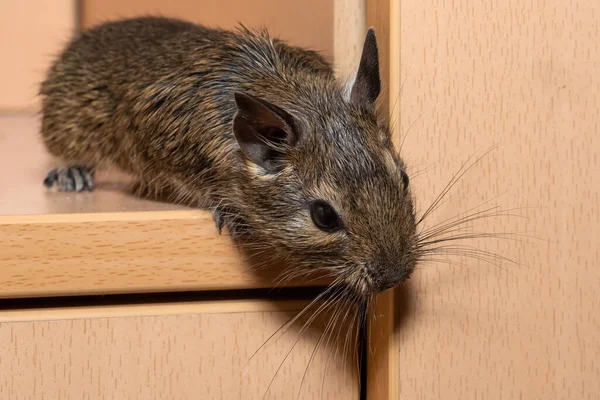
[40,16,418,295]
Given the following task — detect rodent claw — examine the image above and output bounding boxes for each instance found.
[43,167,94,192]
[212,210,224,234]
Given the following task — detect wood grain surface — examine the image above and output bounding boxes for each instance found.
[81,0,367,78]
[333,0,367,78]
[397,0,600,398]
[0,300,358,399]
[0,212,321,298]
[0,1,76,111]
[81,0,335,65]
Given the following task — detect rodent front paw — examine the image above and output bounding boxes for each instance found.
[43,167,94,192]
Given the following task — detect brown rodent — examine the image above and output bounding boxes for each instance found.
[40,16,418,296]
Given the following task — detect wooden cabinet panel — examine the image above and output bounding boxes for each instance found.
[0,1,76,111]
[398,0,600,398]
[80,0,367,78]
[0,301,358,399]
[80,0,334,59]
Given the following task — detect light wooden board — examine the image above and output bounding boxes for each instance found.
[0,206,333,298]
[0,300,358,399]
[397,0,600,398]
[365,0,402,399]
[80,0,369,78]
[0,298,306,322]
[81,0,335,65]
[0,1,76,111]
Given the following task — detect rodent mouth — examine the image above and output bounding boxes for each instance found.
[376,279,403,293]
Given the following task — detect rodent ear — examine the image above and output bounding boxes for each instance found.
[233,92,298,173]
[350,28,381,107]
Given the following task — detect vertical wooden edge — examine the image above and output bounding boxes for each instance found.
[367,290,399,399]
[75,0,83,33]
[366,0,401,398]
[333,0,367,78]
[389,0,401,145]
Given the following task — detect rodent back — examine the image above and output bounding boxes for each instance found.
[40,16,338,185]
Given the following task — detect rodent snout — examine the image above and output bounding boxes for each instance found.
[369,261,415,293]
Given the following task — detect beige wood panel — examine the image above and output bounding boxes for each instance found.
[333,0,367,78]
[0,299,307,322]
[398,0,600,399]
[0,300,358,399]
[81,0,335,64]
[81,0,369,78]
[0,1,76,111]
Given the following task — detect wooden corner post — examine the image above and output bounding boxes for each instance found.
[366,0,401,398]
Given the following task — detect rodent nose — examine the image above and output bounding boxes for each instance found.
[375,266,413,292]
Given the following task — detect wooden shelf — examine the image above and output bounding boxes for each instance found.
[0,115,319,299]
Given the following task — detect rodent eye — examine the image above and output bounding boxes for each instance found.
[310,200,343,232]
[401,170,410,189]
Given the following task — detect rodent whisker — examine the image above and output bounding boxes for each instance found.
[341,293,363,395]
[398,114,422,155]
[241,275,348,379]
[271,265,320,288]
[261,282,352,399]
[417,207,504,242]
[319,296,352,399]
[413,201,539,275]
[417,244,518,265]
[391,63,414,154]
[417,146,498,226]
[407,158,442,182]
[416,231,537,248]
[295,292,350,400]
[416,247,516,275]
[271,260,352,289]
[417,190,512,236]
[273,270,338,288]
[419,255,514,276]
[417,202,530,242]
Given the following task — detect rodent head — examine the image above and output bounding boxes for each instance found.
[232,29,418,296]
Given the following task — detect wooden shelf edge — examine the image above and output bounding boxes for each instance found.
[0,209,206,225]
[0,298,308,323]
[0,210,325,299]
